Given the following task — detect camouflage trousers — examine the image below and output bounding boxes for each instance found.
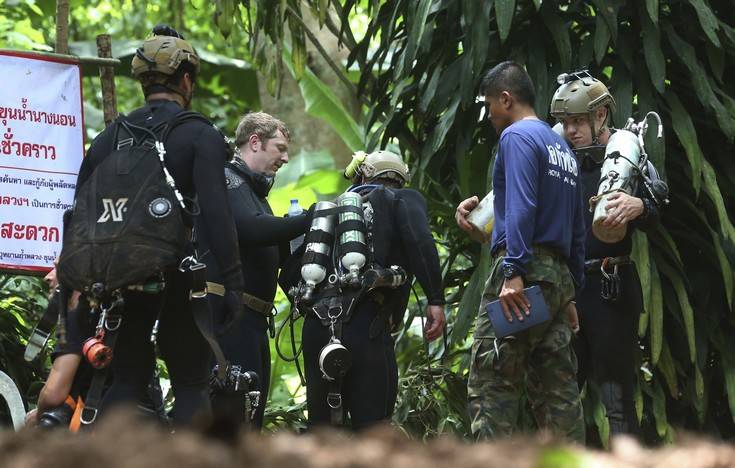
[467,248,585,443]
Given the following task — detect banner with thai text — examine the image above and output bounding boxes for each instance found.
[0,51,84,273]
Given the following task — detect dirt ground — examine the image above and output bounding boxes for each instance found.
[1,412,734,468]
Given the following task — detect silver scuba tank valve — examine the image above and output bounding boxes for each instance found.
[335,192,366,285]
[300,201,338,302]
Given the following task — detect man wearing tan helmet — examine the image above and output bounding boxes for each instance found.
[550,70,663,442]
[65,25,245,426]
[283,149,445,430]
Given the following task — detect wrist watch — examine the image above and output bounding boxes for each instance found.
[640,197,654,219]
[502,263,522,280]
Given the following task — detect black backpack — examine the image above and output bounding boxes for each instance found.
[58,109,208,292]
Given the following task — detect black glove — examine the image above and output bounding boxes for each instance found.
[218,289,243,335]
[306,203,316,221]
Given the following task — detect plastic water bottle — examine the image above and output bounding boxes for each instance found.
[288,199,305,253]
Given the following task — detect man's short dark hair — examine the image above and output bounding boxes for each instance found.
[480,61,536,107]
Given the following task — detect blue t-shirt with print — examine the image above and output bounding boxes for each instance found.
[491,119,586,292]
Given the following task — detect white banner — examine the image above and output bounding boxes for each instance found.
[0,52,84,273]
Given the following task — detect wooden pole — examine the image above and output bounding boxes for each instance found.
[55,0,70,55]
[96,34,118,126]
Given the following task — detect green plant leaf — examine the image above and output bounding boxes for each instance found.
[591,390,610,449]
[634,378,644,424]
[641,12,665,93]
[688,0,721,47]
[645,0,658,24]
[721,343,735,422]
[450,247,491,346]
[664,93,703,195]
[652,379,668,438]
[657,260,696,364]
[495,0,515,43]
[655,226,684,269]
[591,0,618,43]
[649,260,664,365]
[527,27,549,119]
[272,149,336,189]
[467,0,493,77]
[658,339,679,397]
[665,25,735,139]
[610,64,633,128]
[706,42,725,83]
[283,47,364,151]
[427,95,461,155]
[542,12,571,71]
[710,230,734,308]
[593,13,610,65]
[632,231,651,337]
[398,0,432,78]
[701,158,735,244]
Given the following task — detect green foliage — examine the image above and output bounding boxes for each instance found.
[0,275,49,416]
[238,0,735,443]
[282,46,364,152]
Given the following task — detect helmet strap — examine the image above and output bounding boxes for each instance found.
[589,113,599,145]
[589,108,609,145]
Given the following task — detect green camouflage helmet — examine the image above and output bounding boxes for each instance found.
[360,150,410,185]
[549,72,616,118]
[131,34,200,87]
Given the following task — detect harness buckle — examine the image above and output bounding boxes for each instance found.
[600,258,621,301]
[24,328,50,362]
[327,392,342,409]
[180,256,208,299]
[80,406,98,425]
[104,314,122,331]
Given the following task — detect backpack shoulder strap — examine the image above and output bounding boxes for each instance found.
[161,110,216,141]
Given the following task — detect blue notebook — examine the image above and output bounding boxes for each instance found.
[485,285,551,338]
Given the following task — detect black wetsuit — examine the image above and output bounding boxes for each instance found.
[75,99,245,425]
[574,152,659,440]
[198,158,310,428]
[299,185,445,430]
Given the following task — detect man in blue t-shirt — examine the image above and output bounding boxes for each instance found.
[455,61,586,442]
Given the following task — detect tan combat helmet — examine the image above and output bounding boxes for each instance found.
[131,31,200,97]
[347,150,410,186]
[549,71,616,118]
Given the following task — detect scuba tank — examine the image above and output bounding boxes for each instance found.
[335,192,367,285]
[300,201,337,302]
[590,112,665,243]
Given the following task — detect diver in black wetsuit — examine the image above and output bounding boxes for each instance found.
[293,150,446,430]
[198,112,310,430]
[71,27,245,426]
